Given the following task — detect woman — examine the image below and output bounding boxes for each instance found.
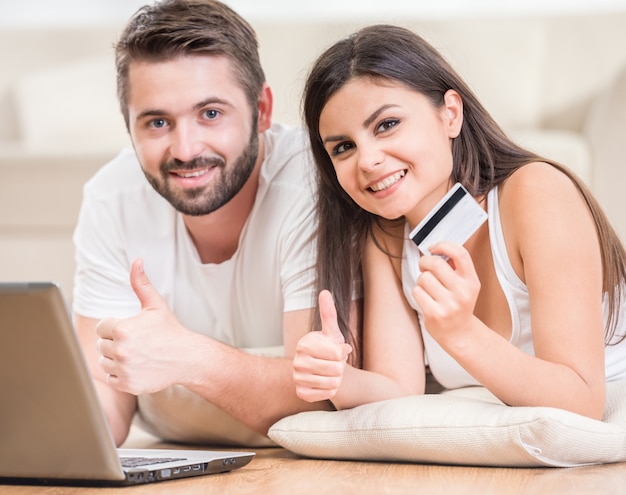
[292,24,626,419]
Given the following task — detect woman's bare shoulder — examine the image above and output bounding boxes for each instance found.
[499,161,583,212]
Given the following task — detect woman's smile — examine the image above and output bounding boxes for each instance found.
[368,170,407,192]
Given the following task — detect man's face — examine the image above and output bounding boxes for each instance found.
[126,55,259,216]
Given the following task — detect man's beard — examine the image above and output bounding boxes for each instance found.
[143,127,259,216]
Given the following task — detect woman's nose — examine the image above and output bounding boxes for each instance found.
[356,144,384,172]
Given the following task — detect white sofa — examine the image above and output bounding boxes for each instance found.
[1,12,626,302]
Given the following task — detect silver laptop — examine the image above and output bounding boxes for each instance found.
[0,282,254,486]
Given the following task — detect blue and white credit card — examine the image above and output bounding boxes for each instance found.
[409,183,487,256]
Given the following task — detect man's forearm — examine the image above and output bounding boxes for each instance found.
[183,339,330,434]
[94,380,137,446]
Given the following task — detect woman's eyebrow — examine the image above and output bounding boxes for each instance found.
[322,104,400,145]
[323,134,348,145]
[363,104,399,128]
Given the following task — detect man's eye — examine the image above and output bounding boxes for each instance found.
[149,118,167,129]
[332,142,355,156]
[204,109,220,119]
[376,119,399,133]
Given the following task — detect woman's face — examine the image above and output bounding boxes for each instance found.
[318,77,463,227]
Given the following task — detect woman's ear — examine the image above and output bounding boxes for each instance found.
[443,89,463,138]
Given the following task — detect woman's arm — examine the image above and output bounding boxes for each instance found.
[293,228,426,409]
[415,162,606,419]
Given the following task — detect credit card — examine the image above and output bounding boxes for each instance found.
[409,183,487,256]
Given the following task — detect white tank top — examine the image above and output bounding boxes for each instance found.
[401,186,626,389]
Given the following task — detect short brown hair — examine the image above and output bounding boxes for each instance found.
[115,0,265,127]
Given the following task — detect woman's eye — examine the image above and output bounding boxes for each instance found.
[204,109,220,120]
[332,141,355,156]
[376,118,399,133]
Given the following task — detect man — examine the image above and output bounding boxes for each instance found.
[72,0,324,447]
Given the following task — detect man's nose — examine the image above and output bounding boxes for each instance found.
[169,121,204,163]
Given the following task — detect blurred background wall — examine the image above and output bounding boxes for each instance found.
[2,0,626,27]
[1,0,626,299]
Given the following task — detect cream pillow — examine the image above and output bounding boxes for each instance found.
[135,385,276,447]
[268,381,626,467]
[135,346,284,447]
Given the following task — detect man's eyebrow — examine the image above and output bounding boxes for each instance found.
[192,97,231,111]
[135,97,232,121]
[136,109,166,121]
[322,104,400,145]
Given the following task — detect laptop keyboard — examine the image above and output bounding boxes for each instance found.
[120,456,187,468]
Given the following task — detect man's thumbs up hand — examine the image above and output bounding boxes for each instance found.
[95,259,191,395]
[129,258,166,311]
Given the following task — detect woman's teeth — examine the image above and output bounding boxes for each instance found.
[370,170,406,192]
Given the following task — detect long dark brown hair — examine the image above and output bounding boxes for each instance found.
[303,24,626,345]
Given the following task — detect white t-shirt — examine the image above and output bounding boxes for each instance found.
[72,123,317,349]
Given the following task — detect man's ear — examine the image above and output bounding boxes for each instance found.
[257,83,273,133]
[443,89,463,138]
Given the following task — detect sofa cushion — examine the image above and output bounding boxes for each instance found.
[268,381,626,467]
[12,56,129,150]
[585,64,626,243]
[509,128,592,185]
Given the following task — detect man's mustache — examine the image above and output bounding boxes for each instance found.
[161,156,225,172]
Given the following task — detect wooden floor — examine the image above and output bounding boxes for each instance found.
[3,428,626,494]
